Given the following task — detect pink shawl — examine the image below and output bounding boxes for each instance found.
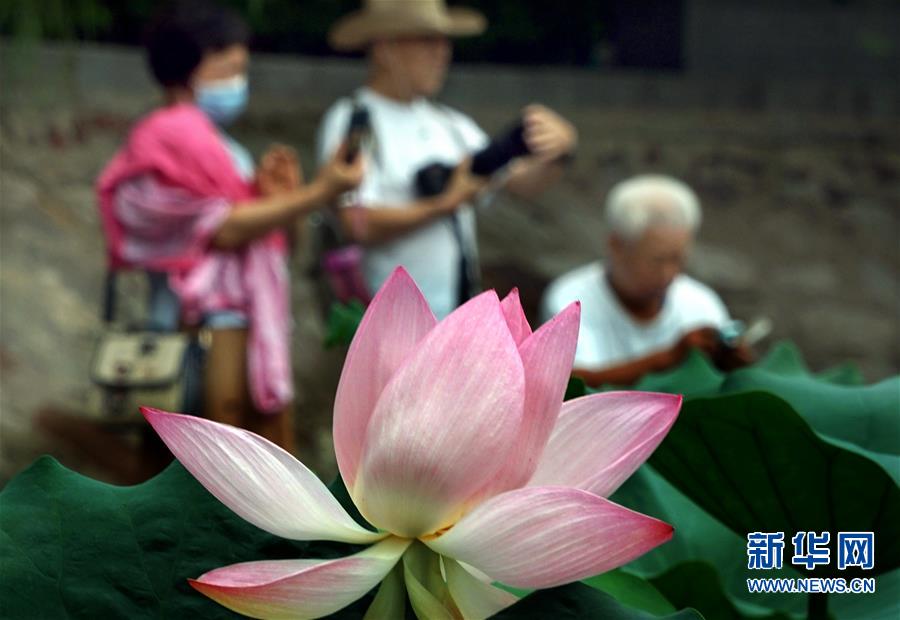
[97,103,292,414]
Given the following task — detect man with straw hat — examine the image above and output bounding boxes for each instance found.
[318,0,578,318]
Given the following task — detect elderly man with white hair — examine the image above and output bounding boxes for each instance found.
[541,174,752,387]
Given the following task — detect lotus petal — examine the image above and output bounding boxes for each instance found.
[362,563,406,620]
[426,486,673,589]
[476,302,580,497]
[142,408,383,544]
[500,288,531,346]
[333,268,437,490]
[190,536,411,620]
[353,292,525,538]
[445,558,519,620]
[529,392,681,497]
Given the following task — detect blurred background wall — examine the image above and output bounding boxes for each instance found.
[1,0,898,483]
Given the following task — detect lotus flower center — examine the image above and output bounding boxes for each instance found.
[420,524,452,542]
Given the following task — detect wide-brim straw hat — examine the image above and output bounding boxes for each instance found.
[329,0,487,51]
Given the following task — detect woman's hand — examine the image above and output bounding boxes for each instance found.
[315,143,365,198]
[258,144,302,196]
[522,104,578,163]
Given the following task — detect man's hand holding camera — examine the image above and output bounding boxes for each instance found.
[522,104,578,164]
[504,104,578,197]
[434,157,489,214]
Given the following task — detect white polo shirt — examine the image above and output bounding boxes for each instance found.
[541,261,730,370]
[317,88,488,318]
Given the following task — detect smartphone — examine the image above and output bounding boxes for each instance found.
[719,318,773,348]
[740,317,773,347]
[344,104,370,163]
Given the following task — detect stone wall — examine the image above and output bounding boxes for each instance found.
[685,0,900,80]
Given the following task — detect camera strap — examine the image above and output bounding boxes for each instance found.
[430,102,482,305]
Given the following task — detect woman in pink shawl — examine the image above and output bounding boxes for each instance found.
[97,1,361,452]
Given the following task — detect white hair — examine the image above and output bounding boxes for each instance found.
[605,174,701,240]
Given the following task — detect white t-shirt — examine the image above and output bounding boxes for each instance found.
[317,88,488,318]
[541,261,730,370]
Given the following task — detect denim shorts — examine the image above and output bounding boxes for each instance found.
[146,272,247,330]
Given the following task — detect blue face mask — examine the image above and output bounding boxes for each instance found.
[194,75,248,126]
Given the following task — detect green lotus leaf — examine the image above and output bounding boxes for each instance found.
[649,391,900,578]
[492,582,703,620]
[613,466,900,620]
[650,561,789,620]
[582,568,677,616]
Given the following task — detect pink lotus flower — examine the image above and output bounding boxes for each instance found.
[143,267,680,619]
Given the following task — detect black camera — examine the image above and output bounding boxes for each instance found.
[415,120,530,197]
